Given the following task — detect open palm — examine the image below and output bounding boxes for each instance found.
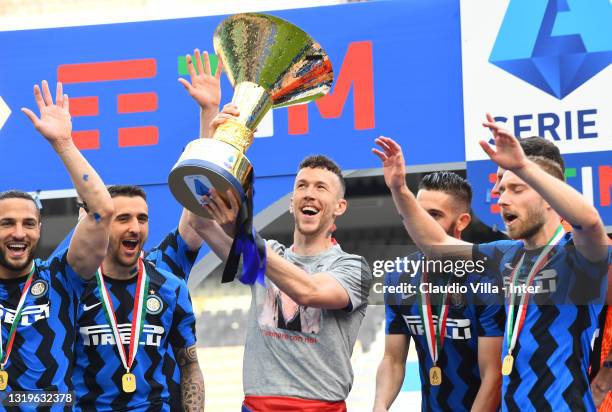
[179,49,222,110]
[22,80,72,147]
[372,136,407,190]
[480,113,527,171]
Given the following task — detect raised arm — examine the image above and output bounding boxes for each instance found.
[22,81,113,278]
[372,136,471,258]
[178,48,232,255]
[480,114,609,262]
[178,49,222,139]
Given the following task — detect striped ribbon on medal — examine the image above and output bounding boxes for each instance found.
[505,225,565,355]
[0,263,36,370]
[418,271,450,366]
[96,258,149,374]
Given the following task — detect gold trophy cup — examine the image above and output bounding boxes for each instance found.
[169,13,334,217]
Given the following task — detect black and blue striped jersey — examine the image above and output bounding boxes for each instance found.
[0,250,85,411]
[72,259,196,412]
[474,234,611,412]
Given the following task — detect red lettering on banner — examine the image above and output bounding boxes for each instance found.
[72,130,100,150]
[287,41,375,134]
[600,165,612,207]
[118,126,158,147]
[69,96,99,117]
[58,59,156,84]
[58,58,159,149]
[118,92,158,113]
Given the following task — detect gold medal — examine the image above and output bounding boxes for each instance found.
[0,370,7,390]
[429,366,442,386]
[502,354,514,376]
[122,372,136,393]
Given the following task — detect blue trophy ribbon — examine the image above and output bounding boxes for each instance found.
[221,171,267,286]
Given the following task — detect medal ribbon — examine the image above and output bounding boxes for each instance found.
[96,258,149,373]
[418,271,450,366]
[0,263,36,370]
[505,225,564,355]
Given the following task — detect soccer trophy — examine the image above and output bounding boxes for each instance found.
[168,13,333,283]
[168,13,333,218]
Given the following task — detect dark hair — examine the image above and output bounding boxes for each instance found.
[418,172,472,213]
[107,185,147,200]
[298,155,345,196]
[528,156,565,181]
[520,136,565,171]
[0,190,41,218]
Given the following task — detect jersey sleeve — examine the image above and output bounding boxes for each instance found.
[475,303,506,337]
[146,228,200,281]
[169,280,197,349]
[565,240,611,304]
[384,269,410,335]
[385,302,409,335]
[328,254,372,313]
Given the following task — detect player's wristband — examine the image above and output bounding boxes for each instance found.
[602,360,612,369]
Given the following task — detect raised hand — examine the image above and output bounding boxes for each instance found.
[21,80,72,149]
[372,136,407,191]
[178,49,223,111]
[480,113,528,171]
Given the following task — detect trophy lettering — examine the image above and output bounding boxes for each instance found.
[169,13,333,219]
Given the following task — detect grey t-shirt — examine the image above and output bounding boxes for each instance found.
[243,240,372,401]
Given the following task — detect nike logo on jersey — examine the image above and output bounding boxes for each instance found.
[80,323,164,347]
[82,302,102,312]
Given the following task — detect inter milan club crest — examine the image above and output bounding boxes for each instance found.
[146,295,163,315]
[30,280,48,297]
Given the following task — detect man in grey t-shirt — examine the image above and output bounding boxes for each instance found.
[189,105,371,411]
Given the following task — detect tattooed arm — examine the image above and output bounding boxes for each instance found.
[176,345,205,411]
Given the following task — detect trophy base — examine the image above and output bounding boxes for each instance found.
[169,138,253,218]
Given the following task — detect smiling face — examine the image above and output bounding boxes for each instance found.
[291,167,347,238]
[107,196,149,269]
[0,198,41,275]
[497,171,547,240]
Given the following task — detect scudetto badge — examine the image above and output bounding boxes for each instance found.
[146,295,163,315]
[30,280,48,297]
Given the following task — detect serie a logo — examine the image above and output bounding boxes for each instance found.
[490,0,612,99]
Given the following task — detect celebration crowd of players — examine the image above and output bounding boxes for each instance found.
[0,50,610,412]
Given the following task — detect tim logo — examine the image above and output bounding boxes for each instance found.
[80,323,164,347]
[402,315,472,340]
[490,0,612,99]
[57,58,159,150]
